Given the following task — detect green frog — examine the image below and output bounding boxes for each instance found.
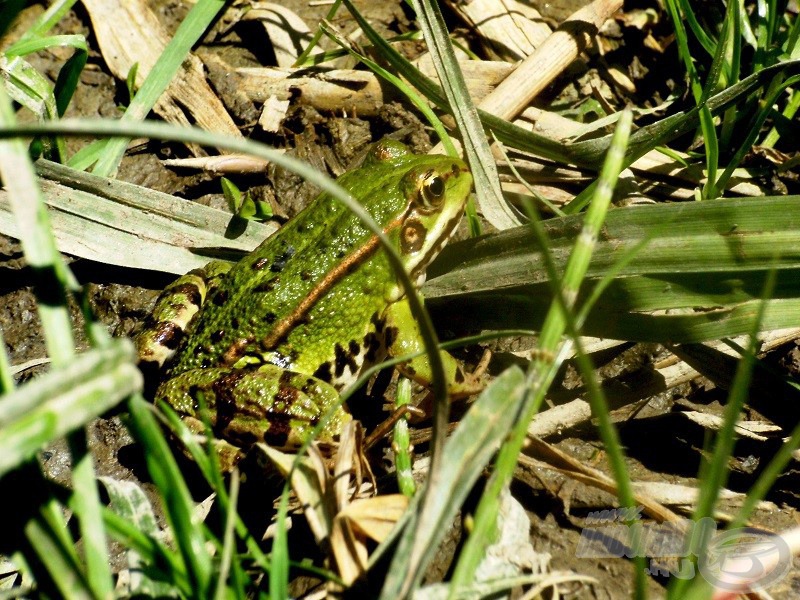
[136,140,477,460]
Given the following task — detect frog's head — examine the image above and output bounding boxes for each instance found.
[396,155,472,286]
[356,140,471,294]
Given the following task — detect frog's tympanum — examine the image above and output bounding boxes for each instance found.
[136,140,476,459]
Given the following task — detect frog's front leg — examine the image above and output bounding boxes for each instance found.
[156,365,351,452]
[136,261,232,368]
[382,297,483,398]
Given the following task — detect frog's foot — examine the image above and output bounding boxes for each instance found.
[383,298,487,400]
[155,365,351,457]
[136,261,232,369]
[396,356,484,399]
[168,415,248,472]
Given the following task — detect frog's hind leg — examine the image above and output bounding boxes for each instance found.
[155,365,351,451]
[136,261,232,368]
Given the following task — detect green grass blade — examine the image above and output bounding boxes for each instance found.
[408,0,514,228]
[11,0,79,42]
[448,111,634,598]
[269,487,291,600]
[4,34,86,57]
[102,507,188,593]
[68,431,113,598]
[378,366,527,598]
[320,21,456,155]
[0,77,75,366]
[692,272,776,521]
[0,342,141,477]
[293,0,342,67]
[670,270,778,599]
[91,0,227,176]
[216,471,241,600]
[25,501,94,600]
[676,0,716,55]
[127,395,212,596]
[53,44,87,118]
[715,74,800,192]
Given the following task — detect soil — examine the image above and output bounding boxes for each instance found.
[3,1,800,598]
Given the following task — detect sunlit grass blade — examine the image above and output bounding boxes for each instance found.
[0,79,75,364]
[320,21,456,156]
[408,0,514,228]
[0,342,141,477]
[126,396,213,596]
[25,499,94,599]
[9,0,79,43]
[0,48,120,597]
[447,111,634,598]
[377,366,527,598]
[91,0,227,176]
[670,271,777,599]
[293,0,342,67]
[714,74,800,192]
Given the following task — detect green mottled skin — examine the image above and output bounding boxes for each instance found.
[136,140,474,459]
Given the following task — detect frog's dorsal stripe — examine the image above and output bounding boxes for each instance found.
[251,213,409,359]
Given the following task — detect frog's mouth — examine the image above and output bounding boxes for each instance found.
[406,206,464,285]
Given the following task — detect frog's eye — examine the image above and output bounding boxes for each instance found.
[420,172,445,210]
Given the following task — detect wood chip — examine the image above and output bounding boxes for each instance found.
[82,0,241,155]
[447,0,551,61]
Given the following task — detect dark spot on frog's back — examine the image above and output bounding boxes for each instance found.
[252,257,270,271]
[254,279,278,294]
[211,329,225,343]
[275,384,300,406]
[210,289,228,306]
[154,321,184,350]
[270,246,296,273]
[279,370,294,387]
[265,312,277,324]
[212,371,248,427]
[313,362,333,383]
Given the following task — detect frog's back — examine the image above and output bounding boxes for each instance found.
[167,141,468,388]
